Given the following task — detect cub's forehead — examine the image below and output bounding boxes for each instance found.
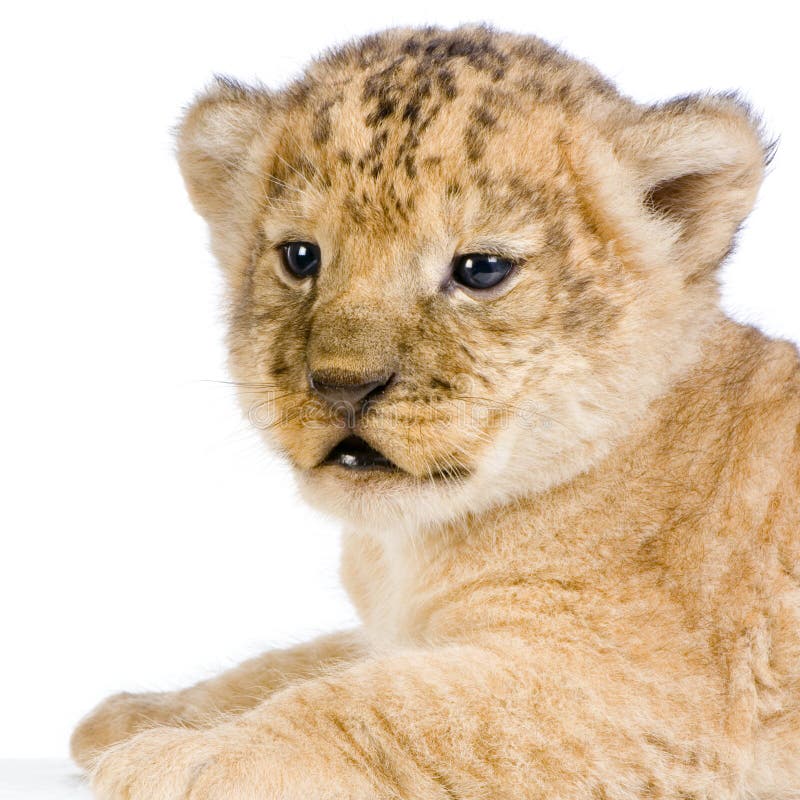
[264,26,622,209]
[294,25,619,114]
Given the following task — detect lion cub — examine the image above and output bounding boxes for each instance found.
[72,25,800,800]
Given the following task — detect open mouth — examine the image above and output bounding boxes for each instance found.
[322,435,398,471]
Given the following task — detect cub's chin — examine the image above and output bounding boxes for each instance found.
[295,464,464,531]
[293,431,519,531]
[296,434,444,528]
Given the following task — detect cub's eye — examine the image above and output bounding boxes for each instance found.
[452,253,515,290]
[281,241,321,279]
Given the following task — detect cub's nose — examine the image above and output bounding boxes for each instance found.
[309,370,393,409]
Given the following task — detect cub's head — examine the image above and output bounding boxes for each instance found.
[177,25,769,529]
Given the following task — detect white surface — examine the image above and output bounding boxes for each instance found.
[1,0,798,761]
[0,761,90,800]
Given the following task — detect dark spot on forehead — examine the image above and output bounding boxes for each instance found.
[356,129,389,175]
[517,76,548,99]
[312,98,335,145]
[371,129,389,154]
[362,57,405,101]
[361,57,406,131]
[423,37,445,56]
[509,37,576,71]
[402,37,422,56]
[472,168,492,189]
[381,194,405,228]
[464,127,485,162]
[386,183,415,217]
[472,106,498,130]
[438,32,509,74]
[435,68,458,100]
[462,90,506,162]
[354,32,391,68]
[408,73,433,101]
[366,97,396,127]
[402,99,421,124]
[286,77,314,105]
[587,75,616,96]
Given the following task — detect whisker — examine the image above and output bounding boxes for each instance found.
[274,152,324,200]
[283,126,326,187]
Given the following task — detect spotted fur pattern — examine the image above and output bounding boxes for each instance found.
[71,25,799,800]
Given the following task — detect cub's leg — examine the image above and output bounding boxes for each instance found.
[70,628,364,769]
[90,641,739,800]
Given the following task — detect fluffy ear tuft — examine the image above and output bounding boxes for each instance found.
[613,93,774,274]
[176,77,276,223]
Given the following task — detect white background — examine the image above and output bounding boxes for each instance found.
[1,0,797,759]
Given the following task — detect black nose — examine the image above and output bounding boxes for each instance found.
[309,371,393,409]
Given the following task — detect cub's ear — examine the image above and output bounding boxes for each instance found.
[176,77,277,224]
[612,93,774,274]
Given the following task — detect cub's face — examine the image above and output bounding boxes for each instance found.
[178,26,766,528]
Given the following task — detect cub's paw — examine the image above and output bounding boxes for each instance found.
[70,691,187,770]
[89,721,381,800]
[89,726,271,800]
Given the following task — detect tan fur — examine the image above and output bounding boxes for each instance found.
[71,25,800,800]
